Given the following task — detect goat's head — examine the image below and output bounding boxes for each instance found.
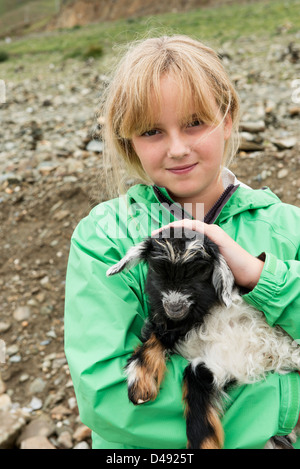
[107,228,234,323]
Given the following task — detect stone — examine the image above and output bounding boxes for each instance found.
[19,374,30,383]
[50,404,72,420]
[52,209,70,221]
[37,161,58,175]
[238,137,265,152]
[0,375,6,395]
[0,321,11,333]
[6,344,19,356]
[277,168,289,179]
[20,436,56,449]
[0,394,12,411]
[289,106,300,117]
[272,137,297,150]
[68,396,77,410]
[13,306,31,322]
[17,415,55,446]
[57,430,73,449]
[29,397,43,411]
[73,441,90,449]
[73,424,91,442]
[29,378,47,394]
[239,121,266,133]
[86,139,103,153]
[9,355,22,363]
[0,409,27,449]
[52,356,67,369]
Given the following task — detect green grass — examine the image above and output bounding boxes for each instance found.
[1,0,300,70]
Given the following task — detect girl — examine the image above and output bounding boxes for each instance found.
[64,35,300,449]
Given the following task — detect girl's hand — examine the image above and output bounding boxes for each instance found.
[152,220,264,291]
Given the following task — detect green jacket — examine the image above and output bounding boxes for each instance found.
[64,178,300,449]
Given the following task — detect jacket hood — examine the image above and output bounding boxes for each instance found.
[216,186,281,223]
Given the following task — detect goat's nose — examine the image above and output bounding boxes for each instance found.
[164,301,184,312]
[162,293,191,320]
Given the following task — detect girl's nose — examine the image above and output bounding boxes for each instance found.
[167,132,191,159]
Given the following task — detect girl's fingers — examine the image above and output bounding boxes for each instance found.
[151,219,206,237]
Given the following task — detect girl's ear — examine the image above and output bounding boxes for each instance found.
[224,112,233,141]
[106,240,149,276]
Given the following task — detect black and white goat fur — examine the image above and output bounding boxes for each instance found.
[107,228,300,449]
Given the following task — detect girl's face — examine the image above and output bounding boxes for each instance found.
[131,74,232,212]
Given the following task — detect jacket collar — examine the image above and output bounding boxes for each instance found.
[152,168,246,224]
[126,168,281,225]
[151,168,280,224]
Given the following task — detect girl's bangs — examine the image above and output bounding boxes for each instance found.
[118,86,157,139]
[119,71,222,139]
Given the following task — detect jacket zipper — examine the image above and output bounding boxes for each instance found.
[204,184,239,224]
[153,184,239,224]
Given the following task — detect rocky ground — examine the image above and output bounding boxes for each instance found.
[0,32,299,449]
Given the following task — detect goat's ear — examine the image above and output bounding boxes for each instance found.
[212,254,235,307]
[106,240,149,276]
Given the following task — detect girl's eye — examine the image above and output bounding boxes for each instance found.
[141,129,160,137]
[187,119,203,128]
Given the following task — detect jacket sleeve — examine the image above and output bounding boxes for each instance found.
[64,212,188,449]
[65,205,300,449]
[243,248,300,340]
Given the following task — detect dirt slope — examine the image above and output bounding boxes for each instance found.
[47,0,247,29]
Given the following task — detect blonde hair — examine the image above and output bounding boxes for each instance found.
[99,35,240,197]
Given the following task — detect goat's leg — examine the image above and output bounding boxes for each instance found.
[125,333,167,405]
[183,363,224,449]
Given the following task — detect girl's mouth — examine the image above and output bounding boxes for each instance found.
[166,163,198,175]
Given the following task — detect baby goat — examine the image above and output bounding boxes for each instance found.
[107,228,300,449]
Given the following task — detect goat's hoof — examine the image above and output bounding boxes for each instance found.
[126,357,159,405]
[128,380,157,405]
[127,375,158,405]
[128,389,153,405]
[137,398,150,405]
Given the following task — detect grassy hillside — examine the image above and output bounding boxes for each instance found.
[0,0,35,16]
[0,0,299,71]
[0,0,74,37]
